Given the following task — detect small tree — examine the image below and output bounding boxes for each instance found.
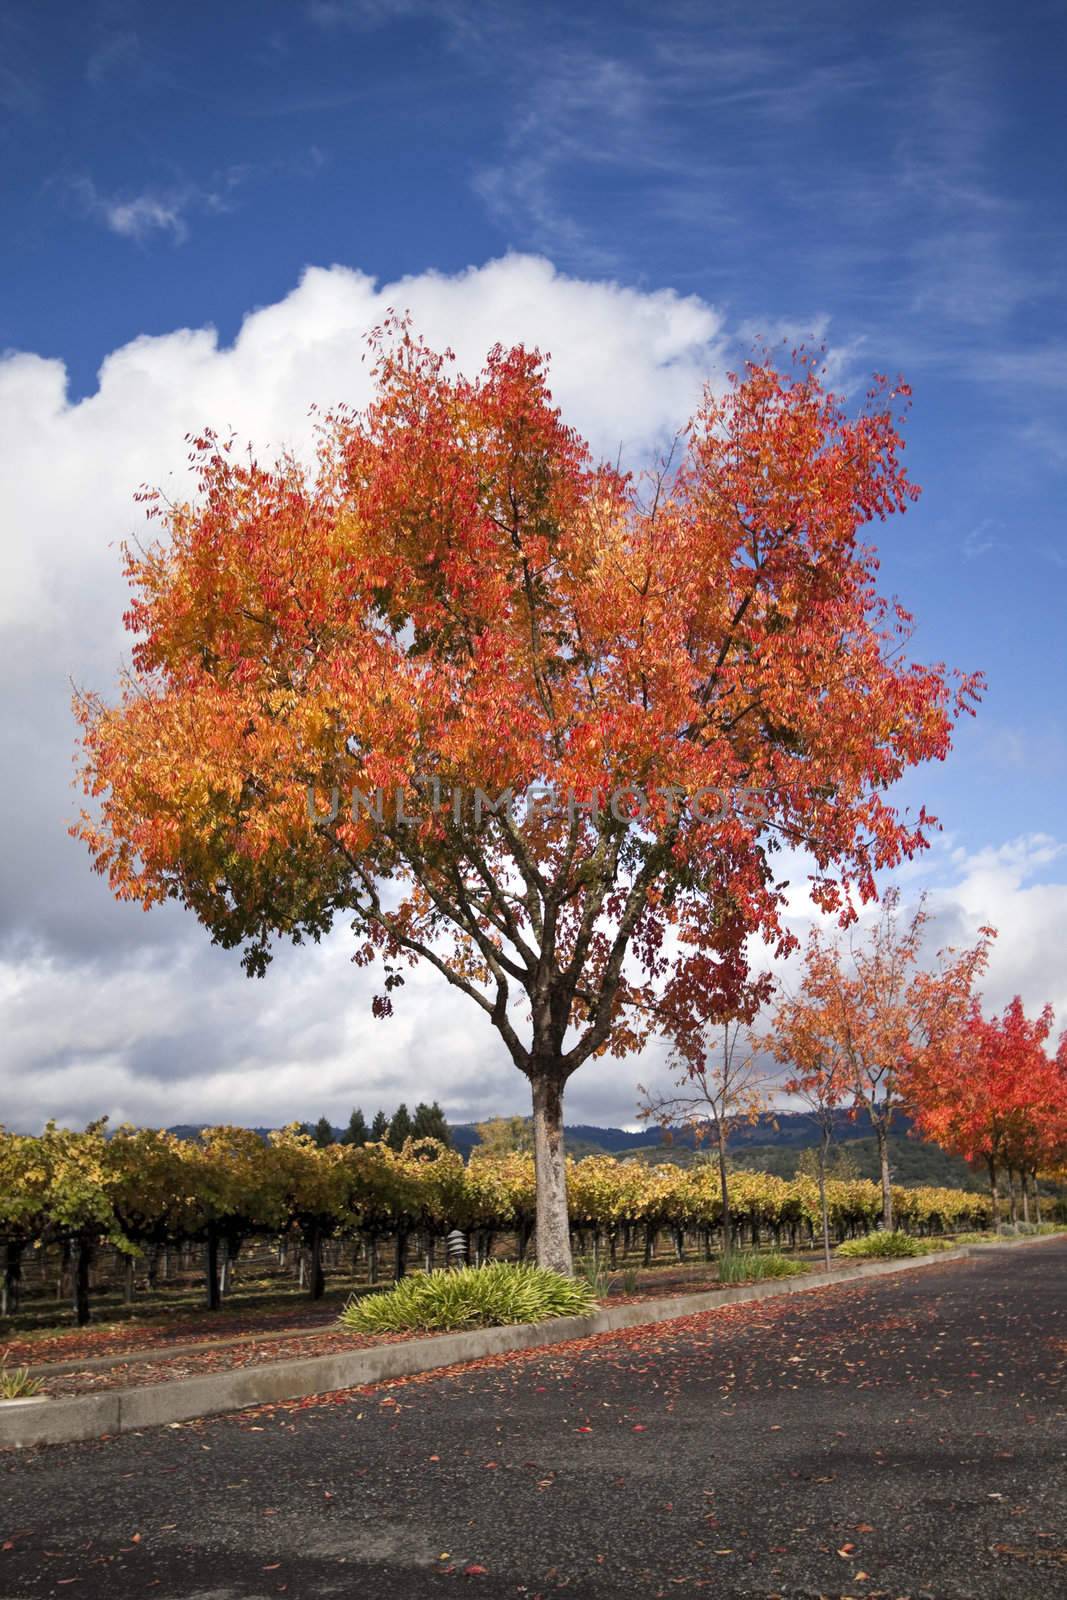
[412,1101,452,1146]
[0,1129,49,1316]
[386,1103,413,1151]
[180,1127,283,1309]
[783,893,992,1228]
[370,1110,389,1142]
[474,1115,533,1156]
[341,1108,369,1146]
[269,1129,346,1298]
[638,1020,776,1253]
[105,1127,189,1302]
[912,995,1056,1226]
[38,1120,129,1326]
[311,1116,336,1149]
[766,996,848,1269]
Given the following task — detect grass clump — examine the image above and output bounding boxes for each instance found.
[836,1230,933,1259]
[0,1354,43,1400]
[717,1250,805,1284]
[339,1261,597,1334]
[576,1255,610,1297]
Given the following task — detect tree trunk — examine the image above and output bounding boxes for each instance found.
[818,1126,832,1273]
[308,1227,325,1299]
[2,1241,21,1316]
[57,1239,71,1301]
[1007,1169,1019,1225]
[367,1237,379,1284]
[1032,1173,1042,1226]
[717,1127,731,1255]
[205,1228,221,1311]
[530,1069,572,1275]
[876,1122,893,1229]
[394,1228,409,1281]
[987,1155,1000,1230]
[74,1237,92,1327]
[123,1253,135,1304]
[1021,1177,1030,1225]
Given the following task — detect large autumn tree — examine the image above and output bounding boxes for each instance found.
[74,328,980,1272]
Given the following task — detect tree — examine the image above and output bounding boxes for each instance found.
[912,995,1059,1226]
[180,1126,284,1309]
[412,1100,451,1146]
[0,1129,49,1316]
[370,1110,389,1143]
[766,992,850,1269]
[783,894,992,1229]
[638,1020,775,1253]
[341,1107,369,1146]
[74,330,981,1272]
[269,1128,346,1298]
[105,1126,189,1302]
[37,1120,129,1326]
[474,1115,533,1156]
[386,1103,413,1151]
[311,1115,336,1149]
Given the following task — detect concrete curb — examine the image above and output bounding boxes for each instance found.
[0,1245,992,1451]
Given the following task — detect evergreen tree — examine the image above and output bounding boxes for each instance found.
[386,1103,413,1150]
[412,1100,451,1146]
[341,1108,369,1147]
[369,1109,389,1143]
[312,1115,335,1149]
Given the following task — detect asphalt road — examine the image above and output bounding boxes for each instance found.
[2,1241,1065,1600]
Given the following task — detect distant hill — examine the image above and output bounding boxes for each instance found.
[459,1108,913,1153]
[165,1109,960,1188]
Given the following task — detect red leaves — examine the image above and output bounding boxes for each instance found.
[73,333,978,1084]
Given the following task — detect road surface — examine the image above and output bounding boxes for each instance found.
[2,1239,1065,1598]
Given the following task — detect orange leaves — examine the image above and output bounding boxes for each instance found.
[72,328,983,1126]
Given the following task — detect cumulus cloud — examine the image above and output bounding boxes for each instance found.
[0,253,726,1131]
[2,252,1060,1135]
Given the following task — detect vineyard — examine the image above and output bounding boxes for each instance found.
[0,1122,1009,1327]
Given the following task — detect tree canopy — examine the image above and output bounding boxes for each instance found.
[74,326,981,1270]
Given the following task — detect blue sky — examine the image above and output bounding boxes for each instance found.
[1,0,1065,1130]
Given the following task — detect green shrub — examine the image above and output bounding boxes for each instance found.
[339,1261,597,1334]
[717,1249,805,1284]
[953,1230,995,1245]
[836,1230,926,1259]
[0,1356,43,1400]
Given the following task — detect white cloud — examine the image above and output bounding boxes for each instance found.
[70,176,191,243]
[0,253,727,1131]
[2,252,1060,1135]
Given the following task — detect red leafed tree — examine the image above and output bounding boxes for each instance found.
[73,326,981,1272]
[778,893,993,1230]
[913,996,1060,1226]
